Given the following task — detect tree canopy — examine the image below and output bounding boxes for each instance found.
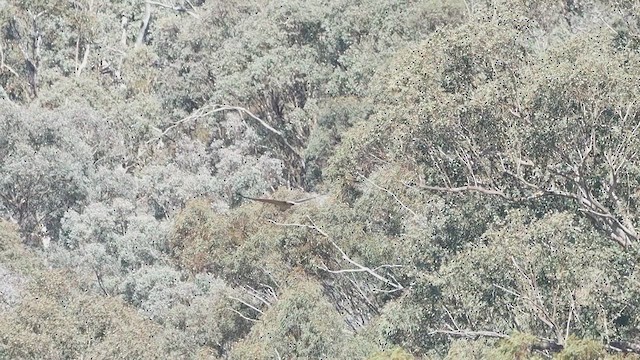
[2,0,640,358]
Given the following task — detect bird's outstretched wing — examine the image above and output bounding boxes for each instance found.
[239,194,296,211]
[290,196,317,204]
[239,194,319,211]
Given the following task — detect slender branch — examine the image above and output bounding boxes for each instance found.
[226,105,284,137]
[244,285,273,307]
[76,43,90,77]
[260,267,281,289]
[259,283,278,300]
[146,104,302,161]
[346,276,377,310]
[411,183,510,201]
[492,283,521,298]
[564,293,576,344]
[229,296,263,314]
[226,307,258,322]
[429,329,509,339]
[268,217,404,291]
[147,0,201,18]
[0,43,21,79]
[93,266,110,297]
[503,168,637,247]
[74,37,80,74]
[511,256,561,341]
[373,264,403,271]
[443,305,460,331]
[434,328,640,355]
[360,174,418,217]
[609,341,640,354]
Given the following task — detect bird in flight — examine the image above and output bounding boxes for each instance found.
[239,194,317,211]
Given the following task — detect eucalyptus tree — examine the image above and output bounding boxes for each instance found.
[229,278,362,359]
[333,3,640,248]
[0,102,109,242]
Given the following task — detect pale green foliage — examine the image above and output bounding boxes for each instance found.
[2,0,640,358]
[336,2,640,247]
[368,346,415,360]
[439,211,640,346]
[0,237,170,359]
[0,103,102,238]
[444,339,495,360]
[486,333,545,360]
[118,266,248,357]
[555,336,605,360]
[229,278,353,359]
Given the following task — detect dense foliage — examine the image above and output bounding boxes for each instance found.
[2,0,640,358]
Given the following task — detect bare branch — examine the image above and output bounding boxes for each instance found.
[259,283,278,301]
[434,328,640,355]
[429,329,509,339]
[370,287,404,294]
[76,42,90,77]
[268,217,404,291]
[411,183,510,201]
[492,283,521,298]
[93,266,110,297]
[373,264,403,271]
[146,104,302,163]
[443,305,460,331]
[260,267,281,289]
[244,285,273,307]
[429,151,453,187]
[226,307,258,322]
[359,174,418,217]
[564,293,576,344]
[228,295,263,314]
[609,341,640,354]
[136,2,152,47]
[147,0,201,18]
[511,256,562,341]
[0,43,21,79]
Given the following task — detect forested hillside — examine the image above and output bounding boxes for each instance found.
[2,0,640,358]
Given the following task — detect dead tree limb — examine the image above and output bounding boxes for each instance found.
[411,183,511,201]
[136,2,152,47]
[226,307,258,322]
[229,295,263,315]
[148,104,301,158]
[147,0,201,18]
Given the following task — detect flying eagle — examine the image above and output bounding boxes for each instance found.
[239,194,316,211]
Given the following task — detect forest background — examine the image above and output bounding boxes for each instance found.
[1,0,640,358]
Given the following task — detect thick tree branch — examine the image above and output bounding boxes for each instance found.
[75,40,90,77]
[147,104,302,163]
[411,183,510,201]
[429,329,509,339]
[136,2,152,47]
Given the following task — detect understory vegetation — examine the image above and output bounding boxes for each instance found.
[2,0,640,358]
